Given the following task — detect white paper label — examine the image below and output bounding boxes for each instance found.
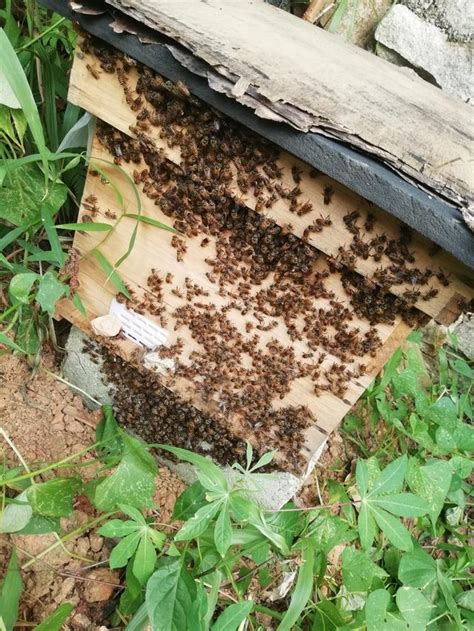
[109,298,169,349]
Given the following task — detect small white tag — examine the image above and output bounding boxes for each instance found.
[109,298,169,349]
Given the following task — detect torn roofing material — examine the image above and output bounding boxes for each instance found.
[42,0,474,269]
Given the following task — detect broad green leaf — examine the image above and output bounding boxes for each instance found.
[36,271,67,316]
[15,514,60,535]
[158,444,228,494]
[449,455,473,479]
[266,502,301,547]
[9,273,38,303]
[277,543,314,631]
[426,397,459,428]
[392,367,424,398]
[93,431,157,511]
[148,527,166,549]
[371,506,413,551]
[396,587,432,631]
[342,548,381,592]
[0,104,15,138]
[0,549,22,631]
[407,459,451,528]
[0,164,66,225]
[0,490,32,533]
[93,250,131,299]
[311,600,345,630]
[56,222,113,231]
[27,478,80,517]
[358,502,376,549]
[95,405,123,464]
[109,531,141,568]
[369,455,407,497]
[355,459,369,497]
[365,589,390,631]
[98,519,141,538]
[457,590,474,612]
[146,558,193,631]
[172,481,207,520]
[119,504,147,525]
[251,510,290,555]
[452,358,474,378]
[371,493,428,517]
[175,500,222,541]
[211,600,254,631]
[15,307,41,355]
[214,501,232,557]
[307,513,354,554]
[34,603,74,631]
[133,532,157,584]
[398,546,436,590]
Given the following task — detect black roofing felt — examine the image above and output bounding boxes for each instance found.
[42,0,473,269]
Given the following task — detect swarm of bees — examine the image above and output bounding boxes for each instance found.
[79,35,445,472]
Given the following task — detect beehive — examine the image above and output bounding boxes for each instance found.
[59,35,473,473]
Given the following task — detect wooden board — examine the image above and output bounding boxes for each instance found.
[59,133,415,472]
[103,0,474,214]
[68,48,473,322]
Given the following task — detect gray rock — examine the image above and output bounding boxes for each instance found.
[375,4,473,102]
[401,0,473,42]
[451,313,474,361]
[62,327,113,409]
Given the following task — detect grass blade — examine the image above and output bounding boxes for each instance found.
[0,28,48,176]
[41,206,65,267]
[123,214,178,233]
[0,548,23,631]
[93,249,131,298]
[56,222,113,231]
[34,602,74,631]
[277,543,314,631]
[72,292,86,316]
[0,331,26,354]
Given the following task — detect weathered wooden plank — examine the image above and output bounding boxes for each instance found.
[68,48,473,321]
[104,0,474,214]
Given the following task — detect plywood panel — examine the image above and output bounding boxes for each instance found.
[68,47,472,323]
[59,134,415,471]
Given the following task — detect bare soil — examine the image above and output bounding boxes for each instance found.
[0,352,184,629]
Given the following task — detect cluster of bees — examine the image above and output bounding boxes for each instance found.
[84,340,252,466]
[79,35,443,470]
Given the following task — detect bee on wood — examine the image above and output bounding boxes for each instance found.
[86,63,100,79]
[323,186,334,205]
